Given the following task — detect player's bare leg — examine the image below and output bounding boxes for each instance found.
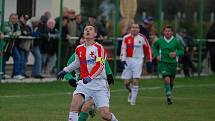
[170,77,175,91]
[124,80,132,102]
[130,78,139,105]
[78,98,94,121]
[99,107,118,121]
[164,76,173,105]
[68,94,84,121]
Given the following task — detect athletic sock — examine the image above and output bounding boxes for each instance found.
[68,112,78,121]
[78,112,89,121]
[170,83,174,91]
[164,83,171,97]
[131,85,139,104]
[111,113,118,121]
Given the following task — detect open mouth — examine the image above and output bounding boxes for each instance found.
[86,33,90,36]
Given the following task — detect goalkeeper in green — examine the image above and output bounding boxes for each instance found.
[64,37,114,121]
[152,25,184,105]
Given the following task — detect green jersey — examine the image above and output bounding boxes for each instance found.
[64,53,113,81]
[152,36,184,63]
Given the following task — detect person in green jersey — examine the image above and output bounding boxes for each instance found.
[64,36,114,121]
[152,25,184,105]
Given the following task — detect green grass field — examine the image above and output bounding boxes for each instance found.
[1,75,215,121]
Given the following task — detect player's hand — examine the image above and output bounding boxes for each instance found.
[83,77,92,84]
[169,52,176,58]
[107,74,114,85]
[121,61,127,69]
[57,70,67,80]
[68,79,77,87]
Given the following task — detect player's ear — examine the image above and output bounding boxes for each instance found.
[93,32,97,37]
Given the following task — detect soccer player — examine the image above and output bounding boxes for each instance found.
[64,36,114,121]
[57,25,118,121]
[120,23,152,105]
[152,25,184,105]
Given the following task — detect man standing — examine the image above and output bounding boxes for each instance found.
[120,23,152,105]
[152,25,184,105]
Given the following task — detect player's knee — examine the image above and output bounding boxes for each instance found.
[71,104,79,112]
[81,103,91,112]
[100,108,112,121]
[100,112,111,121]
[124,80,130,86]
[132,79,139,85]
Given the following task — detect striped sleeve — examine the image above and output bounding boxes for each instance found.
[63,53,80,72]
[120,36,127,61]
[143,36,153,61]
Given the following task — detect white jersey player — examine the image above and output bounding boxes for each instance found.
[57,25,118,121]
[120,23,152,105]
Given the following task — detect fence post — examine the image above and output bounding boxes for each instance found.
[113,0,120,76]
[57,0,63,73]
[0,0,5,81]
[197,0,204,76]
[158,0,163,37]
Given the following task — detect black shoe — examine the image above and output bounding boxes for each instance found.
[33,75,44,79]
[167,97,173,105]
[22,74,30,78]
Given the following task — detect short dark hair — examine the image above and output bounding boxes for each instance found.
[163,25,174,32]
[84,24,97,33]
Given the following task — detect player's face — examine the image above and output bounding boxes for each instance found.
[163,28,173,39]
[130,24,140,36]
[83,25,97,39]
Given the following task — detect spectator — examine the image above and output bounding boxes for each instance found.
[179,29,196,77]
[41,18,58,77]
[206,22,215,73]
[0,31,4,39]
[75,14,84,37]
[139,19,150,39]
[27,17,44,79]
[96,15,108,40]
[60,16,70,70]
[18,14,32,78]
[67,8,77,53]
[4,13,23,79]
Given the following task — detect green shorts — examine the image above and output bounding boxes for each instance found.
[158,62,177,78]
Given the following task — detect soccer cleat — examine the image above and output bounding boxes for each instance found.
[89,104,96,118]
[130,101,136,106]
[167,97,173,105]
[128,93,131,102]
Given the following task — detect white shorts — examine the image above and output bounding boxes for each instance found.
[73,83,110,108]
[121,58,143,79]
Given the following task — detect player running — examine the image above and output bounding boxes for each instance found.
[57,25,118,121]
[152,25,184,105]
[120,23,152,105]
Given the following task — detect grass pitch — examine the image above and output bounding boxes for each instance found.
[1,75,215,121]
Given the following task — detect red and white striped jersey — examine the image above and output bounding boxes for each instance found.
[120,33,152,61]
[64,42,106,79]
[64,42,108,90]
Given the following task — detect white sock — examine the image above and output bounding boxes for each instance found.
[131,86,139,104]
[111,113,118,121]
[68,112,78,121]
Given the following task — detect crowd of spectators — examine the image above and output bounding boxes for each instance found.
[0,7,108,80]
[1,7,214,80]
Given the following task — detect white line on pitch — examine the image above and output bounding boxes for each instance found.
[0,84,215,98]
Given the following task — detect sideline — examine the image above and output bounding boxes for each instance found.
[1,83,215,98]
